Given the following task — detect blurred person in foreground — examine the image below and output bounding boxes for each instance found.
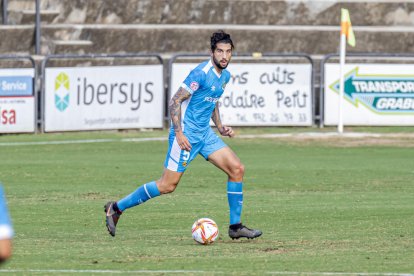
[0,184,13,263]
[105,30,262,240]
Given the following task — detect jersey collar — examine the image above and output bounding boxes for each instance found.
[208,59,222,78]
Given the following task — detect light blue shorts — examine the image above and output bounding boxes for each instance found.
[164,128,227,172]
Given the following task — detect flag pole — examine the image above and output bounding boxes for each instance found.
[338,32,346,134]
[338,8,355,134]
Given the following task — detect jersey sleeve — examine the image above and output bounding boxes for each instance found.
[181,68,205,94]
[0,187,13,240]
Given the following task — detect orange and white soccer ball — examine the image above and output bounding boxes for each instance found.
[191,218,219,245]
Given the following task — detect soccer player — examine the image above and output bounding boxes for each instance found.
[105,30,262,240]
[0,184,13,263]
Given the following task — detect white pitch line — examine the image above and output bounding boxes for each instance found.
[0,132,413,147]
[0,139,115,146]
[0,137,167,147]
[266,272,414,276]
[237,132,414,139]
[0,270,412,275]
[121,137,167,142]
[0,269,224,274]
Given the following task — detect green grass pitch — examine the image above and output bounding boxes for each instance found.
[0,130,413,274]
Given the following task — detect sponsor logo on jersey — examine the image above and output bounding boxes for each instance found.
[204,96,220,103]
[190,81,199,91]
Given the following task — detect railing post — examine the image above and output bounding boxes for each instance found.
[2,0,8,24]
[35,0,41,54]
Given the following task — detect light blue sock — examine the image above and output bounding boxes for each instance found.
[227,181,243,225]
[117,181,160,212]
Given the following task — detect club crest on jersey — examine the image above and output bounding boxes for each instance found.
[222,82,227,90]
[190,81,199,91]
[182,161,187,167]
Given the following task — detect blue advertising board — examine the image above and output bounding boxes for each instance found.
[0,76,33,97]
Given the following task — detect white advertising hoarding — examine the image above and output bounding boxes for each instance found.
[0,68,35,133]
[324,64,414,126]
[172,63,313,126]
[44,65,164,132]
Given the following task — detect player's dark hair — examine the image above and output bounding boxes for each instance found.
[211,30,234,52]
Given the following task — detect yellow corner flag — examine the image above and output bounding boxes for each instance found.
[341,8,356,47]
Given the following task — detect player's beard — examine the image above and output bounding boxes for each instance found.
[213,56,229,70]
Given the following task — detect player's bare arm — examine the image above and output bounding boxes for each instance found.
[169,87,192,150]
[211,102,234,138]
[211,103,223,130]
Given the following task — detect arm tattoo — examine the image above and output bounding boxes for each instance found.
[211,102,223,130]
[169,87,191,133]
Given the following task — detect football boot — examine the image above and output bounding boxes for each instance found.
[104,201,122,237]
[228,223,262,240]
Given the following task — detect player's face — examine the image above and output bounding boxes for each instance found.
[211,43,232,70]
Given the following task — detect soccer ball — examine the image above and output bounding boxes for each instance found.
[191,218,219,245]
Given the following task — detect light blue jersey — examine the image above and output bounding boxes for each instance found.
[0,185,13,240]
[175,59,231,142]
[165,59,231,172]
